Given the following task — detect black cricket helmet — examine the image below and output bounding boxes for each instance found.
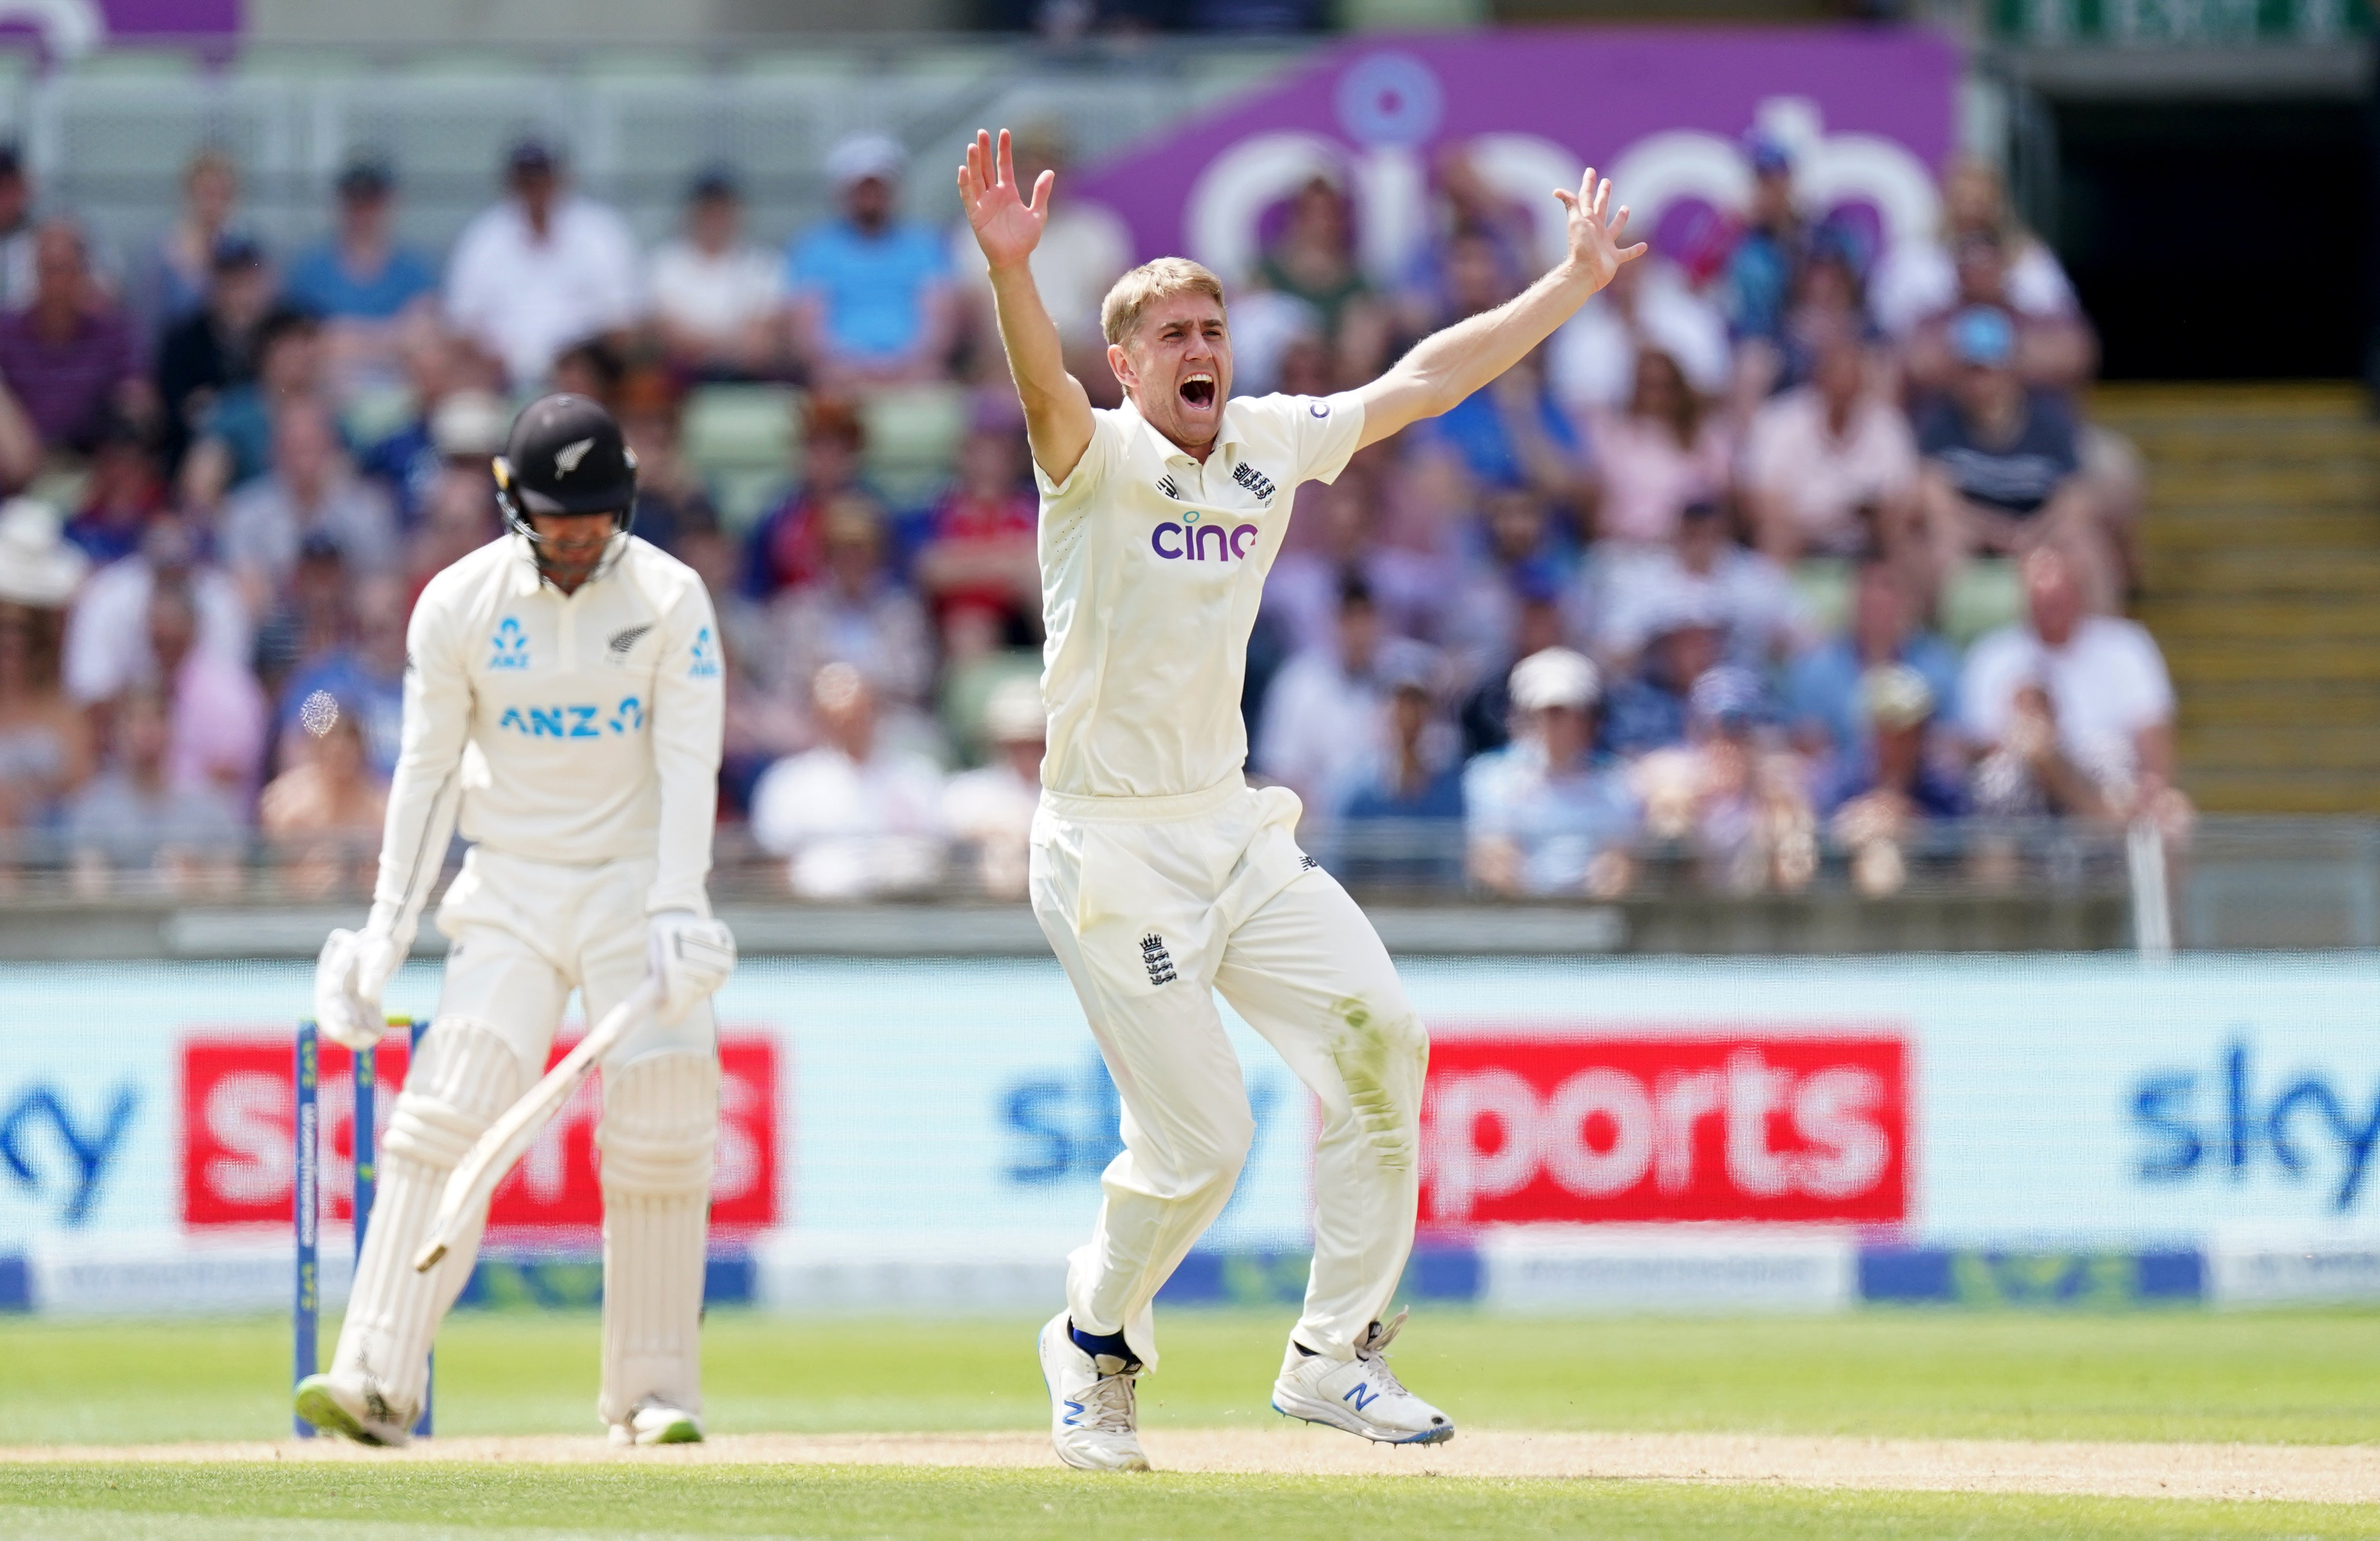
[493,392,639,545]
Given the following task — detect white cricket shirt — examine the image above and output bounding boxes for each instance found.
[368,532,726,937]
[1034,390,1363,800]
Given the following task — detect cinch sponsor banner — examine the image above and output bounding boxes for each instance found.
[1421,1034,1907,1226]
[179,1034,780,1237]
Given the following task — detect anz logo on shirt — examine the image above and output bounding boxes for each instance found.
[688,626,722,680]
[488,616,531,671]
[498,696,646,739]
[1150,509,1261,564]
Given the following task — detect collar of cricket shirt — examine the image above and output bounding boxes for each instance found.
[1121,393,1250,472]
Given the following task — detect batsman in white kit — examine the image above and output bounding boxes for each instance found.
[958,127,1645,1470]
[295,393,737,1448]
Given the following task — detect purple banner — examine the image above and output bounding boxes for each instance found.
[1073,27,1958,283]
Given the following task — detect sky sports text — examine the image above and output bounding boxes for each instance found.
[2133,1041,2380,1211]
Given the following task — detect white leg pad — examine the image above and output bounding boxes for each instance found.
[330,1018,525,1426]
[596,1049,719,1426]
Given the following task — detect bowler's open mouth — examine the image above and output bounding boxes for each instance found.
[1180,372,1216,409]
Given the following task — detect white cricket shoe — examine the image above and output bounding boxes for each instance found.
[1270,1310,1454,1446]
[293,1371,414,1448]
[1036,1311,1150,1471]
[609,1397,704,1447]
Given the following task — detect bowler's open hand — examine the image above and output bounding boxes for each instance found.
[1556,167,1647,291]
[959,127,1051,271]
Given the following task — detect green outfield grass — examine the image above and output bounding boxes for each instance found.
[2,1463,2373,1541]
[3,1307,2379,1447]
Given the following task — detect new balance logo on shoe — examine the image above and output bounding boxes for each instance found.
[1063,1399,1086,1426]
[1231,462,1278,503]
[1140,932,1177,987]
[1344,1384,1379,1412]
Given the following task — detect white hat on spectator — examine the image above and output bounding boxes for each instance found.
[1509,646,1600,713]
[0,498,86,608]
[826,132,908,190]
[1859,662,1935,731]
[984,676,1046,744]
[432,389,512,459]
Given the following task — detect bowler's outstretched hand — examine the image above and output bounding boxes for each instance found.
[1553,167,1647,290]
[959,127,1052,271]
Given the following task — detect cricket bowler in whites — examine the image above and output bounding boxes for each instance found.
[296,393,737,1447]
[959,127,1644,1471]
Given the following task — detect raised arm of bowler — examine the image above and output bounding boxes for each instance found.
[296,393,737,1449]
[960,127,1643,1471]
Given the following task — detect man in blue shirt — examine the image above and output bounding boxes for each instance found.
[786,134,956,386]
[1784,554,1962,758]
[287,155,438,322]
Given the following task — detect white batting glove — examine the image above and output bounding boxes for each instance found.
[312,925,406,1053]
[647,911,736,1024]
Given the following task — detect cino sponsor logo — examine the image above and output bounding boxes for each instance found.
[2133,1040,2380,1211]
[1421,1033,1909,1225]
[1151,510,1260,563]
[180,1034,781,1233]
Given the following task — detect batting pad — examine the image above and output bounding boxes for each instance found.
[596,1049,719,1425]
[332,1019,526,1421]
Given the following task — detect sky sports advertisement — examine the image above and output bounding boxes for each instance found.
[3,955,2379,1313]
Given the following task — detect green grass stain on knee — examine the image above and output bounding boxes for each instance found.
[1327,995,1420,1173]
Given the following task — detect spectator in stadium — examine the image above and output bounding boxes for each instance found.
[749,661,947,900]
[63,413,166,565]
[913,406,1040,651]
[145,579,267,800]
[1783,552,1963,760]
[1739,327,1920,565]
[1602,595,1728,756]
[270,576,407,785]
[1457,571,1571,759]
[357,327,504,527]
[786,133,956,387]
[287,154,437,320]
[941,674,1044,900]
[773,496,934,713]
[548,333,626,409]
[1632,665,1816,893]
[1871,155,2079,340]
[648,164,785,380]
[258,689,386,899]
[1915,307,2111,605]
[1428,353,1586,505]
[1437,486,1573,687]
[66,685,244,897]
[0,147,33,317]
[1756,221,1876,400]
[154,234,276,476]
[0,220,146,459]
[445,136,642,390]
[613,372,715,558]
[1598,499,1808,671]
[950,122,1129,404]
[1463,646,1638,897]
[1721,131,1806,346]
[63,515,250,708]
[743,394,876,600]
[198,305,326,490]
[402,463,501,611]
[1818,663,1968,897]
[1548,248,1730,417]
[140,147,248,332]
[1329,649,1466,889]
[1395,144,1538,337]
[0,501,93,842]
[249,533,349,705]
[1585,347,1733,548]
[1254,575,1433,828]
[1264,459,1442,659]
[1960,545,2184,827]
[1902,231,2096,397]
[1253,174,1390,383]
[218,399,398,607]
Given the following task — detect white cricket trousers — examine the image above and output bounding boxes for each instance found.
[332,846,719,1429]
[1028,778,1428,1369]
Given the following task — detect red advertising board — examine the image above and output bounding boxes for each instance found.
[1421,1032,1909,1226]
[181,1031,780,1236]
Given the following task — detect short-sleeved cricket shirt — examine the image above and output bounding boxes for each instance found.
[1033,390,1364,800]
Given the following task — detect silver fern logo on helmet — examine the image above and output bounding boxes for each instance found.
[553,437,596,477]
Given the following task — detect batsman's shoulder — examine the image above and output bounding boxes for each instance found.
[619,536,712,612]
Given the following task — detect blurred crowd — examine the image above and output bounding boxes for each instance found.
[0,120,2187,903]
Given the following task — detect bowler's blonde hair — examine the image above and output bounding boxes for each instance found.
[1100,258,1227,348]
